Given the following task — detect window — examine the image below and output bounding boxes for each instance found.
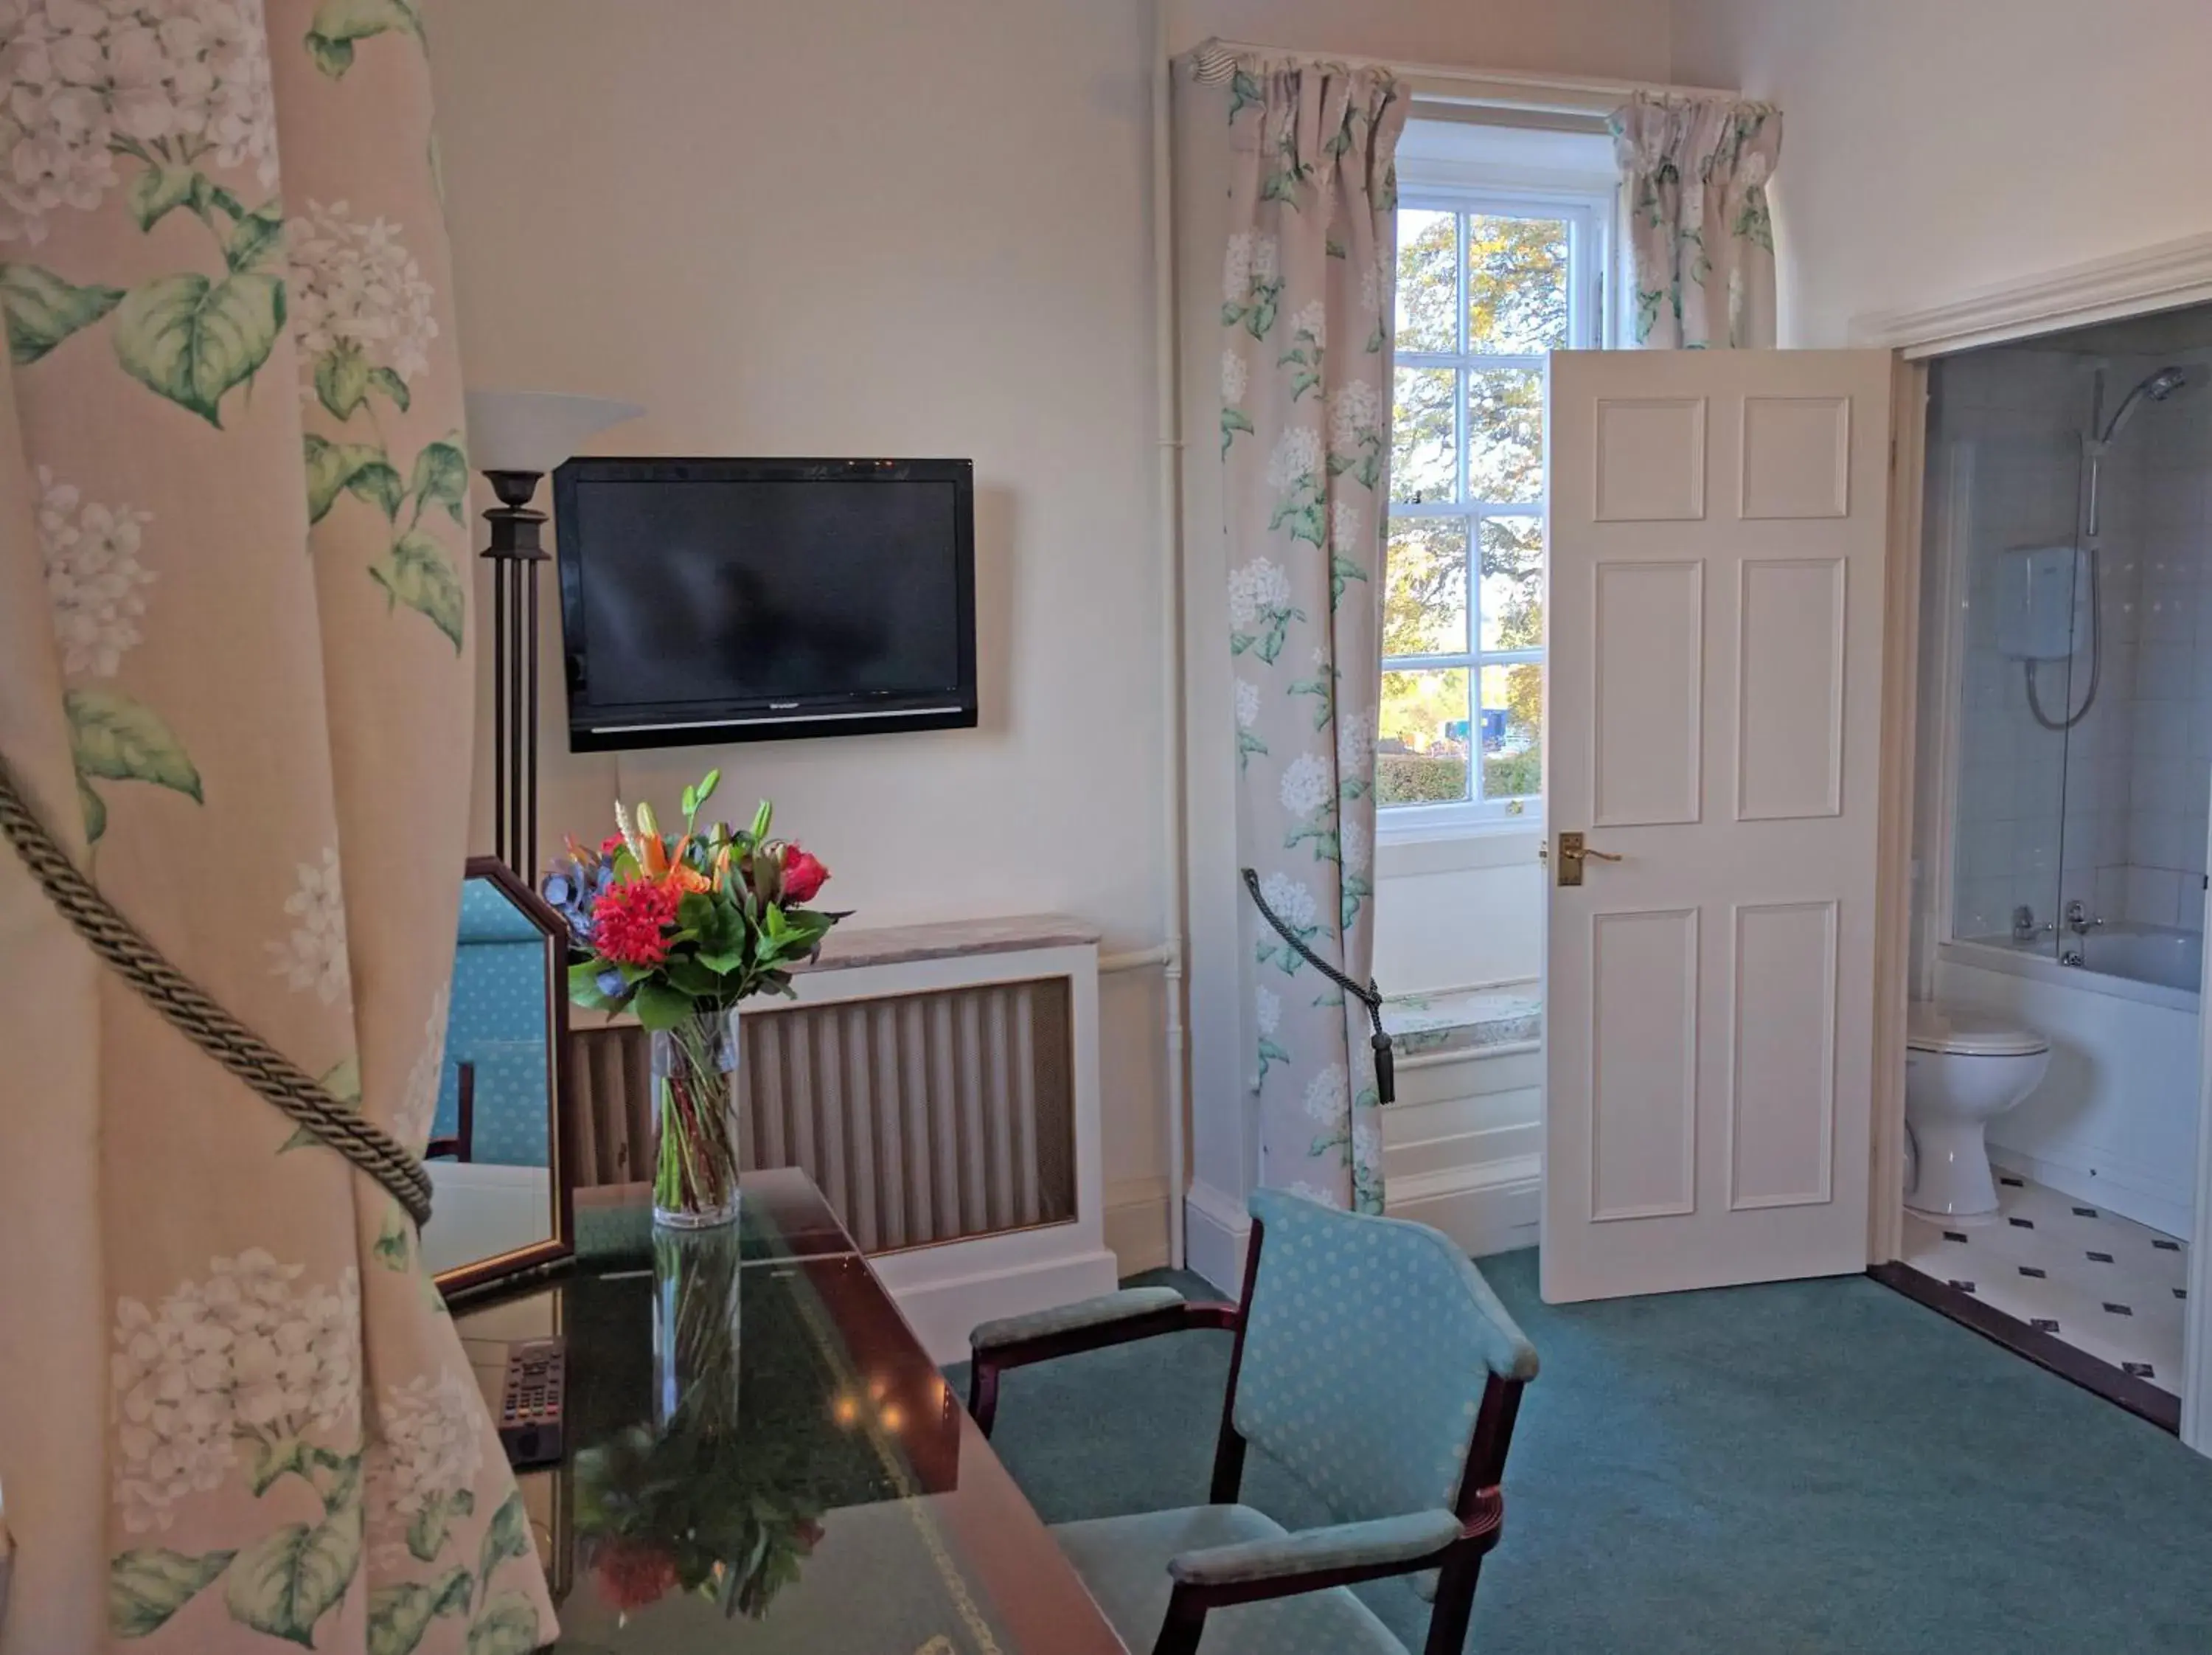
[1380,157,1612,833]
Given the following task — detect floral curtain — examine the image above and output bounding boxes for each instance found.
[1213,54,1406,1213]
[0,2,554,1651]
[1612,93,1782,349]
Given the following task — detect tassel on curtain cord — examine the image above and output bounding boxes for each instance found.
[0,757,433,1225]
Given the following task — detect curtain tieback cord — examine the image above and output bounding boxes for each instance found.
[0,755,432,1226]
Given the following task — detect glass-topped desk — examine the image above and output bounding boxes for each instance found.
[454,1170,1126,1652]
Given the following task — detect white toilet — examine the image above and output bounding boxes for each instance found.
[1903,1002,2051,1222]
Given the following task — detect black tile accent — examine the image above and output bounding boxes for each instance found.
[1949,1280,1977,1294]
[2177,1288,2189,1301]
[2008,1216,2035,1229]
[1943,1230,1969,1243]
[2031,1318,2062,1333]
[1999,1176,2025,1187]
[2124,1362,2157,1379]
[2087,1251,2115,1263]
[2154,1238,2181,1252]
[2104,1302,2134,1316]
[2018,1266,2048,1278]
[2073,1206,2100,1217]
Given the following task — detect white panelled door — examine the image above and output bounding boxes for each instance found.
[1542,350,1896,1303]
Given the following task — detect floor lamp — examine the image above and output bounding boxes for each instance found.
[465,389,642,882]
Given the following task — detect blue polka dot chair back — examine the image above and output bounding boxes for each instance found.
[437,878,552,1165]
[1233,1188,1540,1529]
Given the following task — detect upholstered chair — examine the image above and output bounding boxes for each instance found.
[967,1188,1539,1655]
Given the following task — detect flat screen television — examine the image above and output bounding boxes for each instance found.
[552,457,976,751]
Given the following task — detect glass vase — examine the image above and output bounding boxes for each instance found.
[649,1006,742,1229]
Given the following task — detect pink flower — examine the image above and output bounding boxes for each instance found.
[780,844,830,905]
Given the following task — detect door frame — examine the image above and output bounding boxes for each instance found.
[1852,231,2212,1454]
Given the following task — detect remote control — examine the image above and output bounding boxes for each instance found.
[497,1338,566,1470]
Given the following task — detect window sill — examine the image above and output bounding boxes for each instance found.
[1374,814,1545,878]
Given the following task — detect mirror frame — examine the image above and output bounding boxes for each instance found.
[432,855,578,1296]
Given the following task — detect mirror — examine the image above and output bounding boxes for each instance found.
[422,856,575,1292]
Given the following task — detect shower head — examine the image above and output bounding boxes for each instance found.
[2098,365,2191,444]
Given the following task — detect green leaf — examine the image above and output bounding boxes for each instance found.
[475,1492,532,1592]
[304,434,392,525]
[372,1212,410,1270]
[66,687,202,802]
[366,1566,471,1655]
[1,263,124,365]
[406,1491,452,1562]
[409,439,470,525]
[225,204,287,273]
[306,0,423,77]
[368,530,465,650]
[348,461,406,521]
[307,1446,363,1515]
[465,1592,543,1655]
[78,775,106,843]
[223,1505,361,1648]
[629,977,695,1033]
[111,1547,236,1638]
[369,365,411,412]
[127,164,199,232]
[111,269,285,427]
[315,346,371,422]
[305,32,353,75]
[246,1436,307,1496]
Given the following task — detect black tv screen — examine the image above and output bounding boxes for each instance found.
[553,457,976,750]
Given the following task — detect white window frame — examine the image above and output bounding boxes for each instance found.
[1380,170,1616,842]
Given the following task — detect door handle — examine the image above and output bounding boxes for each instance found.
[1555,831,1623,887]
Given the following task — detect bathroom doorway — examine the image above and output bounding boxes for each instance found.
[1897,303,2212,1431]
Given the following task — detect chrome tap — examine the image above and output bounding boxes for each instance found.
[2011,905,2039,944]
[2065,898,2105,937]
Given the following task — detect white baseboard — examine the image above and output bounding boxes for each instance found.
[872,1235,1121,1365]
[1183,1179,1251,1295]
[1105,1176,1171,1277]
[1388,1152,1542,1260]
[1988,1144,2194,1241]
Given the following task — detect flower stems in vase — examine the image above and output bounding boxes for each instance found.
[651,1009,742,1229]
[546,769,846,1232]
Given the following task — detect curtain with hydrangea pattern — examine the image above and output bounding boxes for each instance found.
[0,2,555,1651]
[1212,52,1405,1213]
[1611,92,1782,349]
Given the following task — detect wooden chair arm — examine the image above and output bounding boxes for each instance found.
[966,1293,1240,1436]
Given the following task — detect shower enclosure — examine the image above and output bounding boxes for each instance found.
[1936,339,2209,1000]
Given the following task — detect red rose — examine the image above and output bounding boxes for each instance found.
[780,844,830,904]
[594,1537,678,1614]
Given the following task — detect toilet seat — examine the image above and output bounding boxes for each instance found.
[1905,1002,2049,1058]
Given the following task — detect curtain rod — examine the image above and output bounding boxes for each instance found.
[1184,36,1739,117]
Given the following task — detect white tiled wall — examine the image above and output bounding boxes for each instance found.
[1941,347,2212,946]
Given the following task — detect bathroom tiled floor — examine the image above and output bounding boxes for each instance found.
[1901,1170,2189,1394]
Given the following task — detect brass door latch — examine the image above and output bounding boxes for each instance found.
[1554,830,1623,887]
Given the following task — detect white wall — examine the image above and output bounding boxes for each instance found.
[1669,0,2212,345]
[432,1,1676,1271]
[1371,831,1544,995]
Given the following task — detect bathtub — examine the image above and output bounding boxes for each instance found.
[1952,923,2202,1007]
[1935,929,2202,1236]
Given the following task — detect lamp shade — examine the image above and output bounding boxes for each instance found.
[464,389,643,475]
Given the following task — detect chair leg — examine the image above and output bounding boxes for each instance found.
[1150,1587,1208,1655]
[1422,1552,1484,1655]
[967,1357,1001,1437]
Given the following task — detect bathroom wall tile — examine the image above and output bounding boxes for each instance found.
[2095,863,2132,918]
[2130,808,2184,870]
[2126,865,2183,926]
[2137,640,2194,703]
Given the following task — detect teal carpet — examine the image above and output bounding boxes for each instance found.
[951,1250,2212,1653]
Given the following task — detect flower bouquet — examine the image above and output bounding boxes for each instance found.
[545,769,842,1227]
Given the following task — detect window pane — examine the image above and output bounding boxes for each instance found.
[1379,667,1471,805]
[1467,215,1569,353]
[1395,209,1457,354]
[1467,367,1543,504]
[1479,663,1542,799]
[1478,516,1545,650]
[1392,367,1457,504]
[1384,518,1469,656]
